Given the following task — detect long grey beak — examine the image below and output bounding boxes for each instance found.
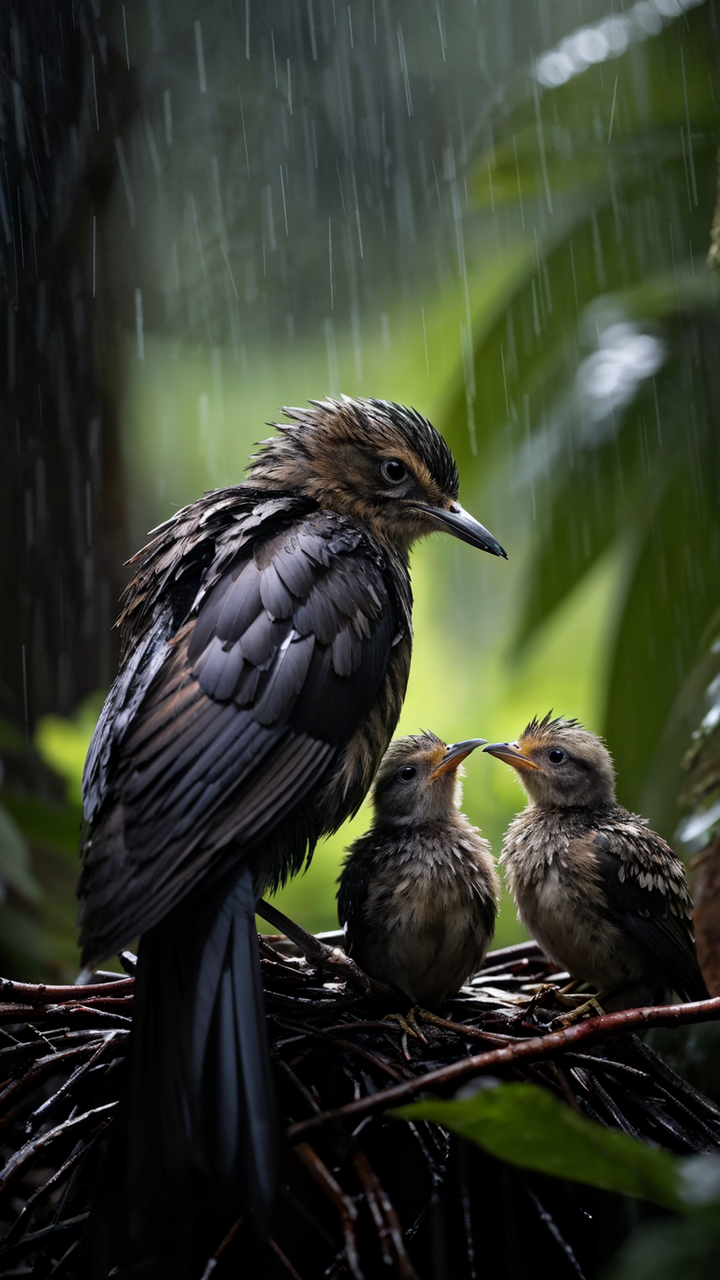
[418,502,507,559]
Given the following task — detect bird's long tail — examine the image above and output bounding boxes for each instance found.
[89,865,279,1277]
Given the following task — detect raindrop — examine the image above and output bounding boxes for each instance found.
[163,89,172,146]
[323,317,340,394]
[397,26,413,117]
[195,21,207,95]
[307,0,318,60]
[279,166,289,236]
[114,137,136,227]
[328,217,335,309]
[135,288,145,362]
[21,645,29,750]
[90,55,100,129]
[122,4,130,69]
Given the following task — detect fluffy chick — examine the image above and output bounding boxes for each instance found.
[484,713,709,1008]
[338,732,500,1009]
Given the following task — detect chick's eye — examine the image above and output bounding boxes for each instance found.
[381,458,407,485]
[397,765,416,782]
[548,749,566,765]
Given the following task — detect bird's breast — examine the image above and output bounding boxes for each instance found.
[359,844,494,1008]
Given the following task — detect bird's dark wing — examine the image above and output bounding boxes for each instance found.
[79,507,403,965]
[82,488,298,822]
[589,819,708,1002]
[337,836,377,960]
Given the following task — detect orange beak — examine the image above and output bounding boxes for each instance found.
[428,738,487,780]
[482,741,540,772]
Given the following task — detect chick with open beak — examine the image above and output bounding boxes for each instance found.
[337,733,499,1009]
[484,713,708,1008]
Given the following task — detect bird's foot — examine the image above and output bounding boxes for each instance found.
[547,990,611,1030]
[382,1008,429,1045]
[508,980,575,1017]
[523,978,579,1000]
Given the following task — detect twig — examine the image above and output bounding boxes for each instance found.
[351,1150,420,1279]
[0,977,134,1003]
[287,996,720,1140]
[0,1037,118,1129]
[0,1213,89,1268]
[257,900,393,998]
[277,1059,322,1116]
[268,1236,306,1279]
[0,1103,116,1197]
[28,1030,120,1130]
[293,1143,363,1280]
[0,999,132,1024]
[271,1016,409,1082]
[0,1127,106,1249]
[199,1214,245,1279]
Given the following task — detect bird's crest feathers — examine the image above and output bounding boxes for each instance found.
[520,711,582,746]
[377,730,446,775]
[247,396,460,501]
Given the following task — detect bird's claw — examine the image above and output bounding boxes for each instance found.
[547,993,607,1030]
[382,1009,429,1045]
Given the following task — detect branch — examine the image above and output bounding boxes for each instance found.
[0,977,134,1003]
[257,899,393,998]
[286,995,720,1141]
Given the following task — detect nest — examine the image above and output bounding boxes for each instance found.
[1,931,720,1280]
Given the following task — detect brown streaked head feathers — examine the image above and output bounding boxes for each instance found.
[485,713,617,809]
[246,397,506,558]
[370,730,486,824]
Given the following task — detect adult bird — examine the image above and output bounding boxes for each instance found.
[484,714,709,1010]
[77,397,506,1274]
[338,732,499,1009]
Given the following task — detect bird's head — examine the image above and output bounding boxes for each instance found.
[483,713,617,809]
[247,397,506,558]
[369,731,487,824]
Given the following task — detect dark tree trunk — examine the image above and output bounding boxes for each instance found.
[0,0,134,732]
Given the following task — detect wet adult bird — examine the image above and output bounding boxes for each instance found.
[484,714,709,1009]
[337,733,500,1009]
[77,396,505,1273]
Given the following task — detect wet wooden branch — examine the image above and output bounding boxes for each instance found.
[2,939,720,1278]
[287,996,720,1140]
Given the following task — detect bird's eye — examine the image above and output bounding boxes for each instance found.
[397,765,416,782]
[548,749,566,765]
[381,458,407,485]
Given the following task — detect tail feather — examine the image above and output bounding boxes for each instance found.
[229,877,279,1221]
[192,867,279,1221]
[89,865,279,1277]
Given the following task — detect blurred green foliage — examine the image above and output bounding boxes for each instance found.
[7,2,720,985]
[455,4,720,839]
[396,1082,689,1211]
[397,1081,720,1277]
[0,714,82,980]
[35,695,106,809]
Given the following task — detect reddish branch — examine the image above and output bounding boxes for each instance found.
[0,976,134,1003]
[287,995,720,1140]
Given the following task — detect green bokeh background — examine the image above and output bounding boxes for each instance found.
[2,0,719,987]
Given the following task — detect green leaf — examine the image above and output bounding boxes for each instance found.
[35,693,105,806]
[476,8,720,213]
[392,1082,684,1211]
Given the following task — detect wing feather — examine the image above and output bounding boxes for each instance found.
[78,505,404,964]
[591,823,708,1001]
